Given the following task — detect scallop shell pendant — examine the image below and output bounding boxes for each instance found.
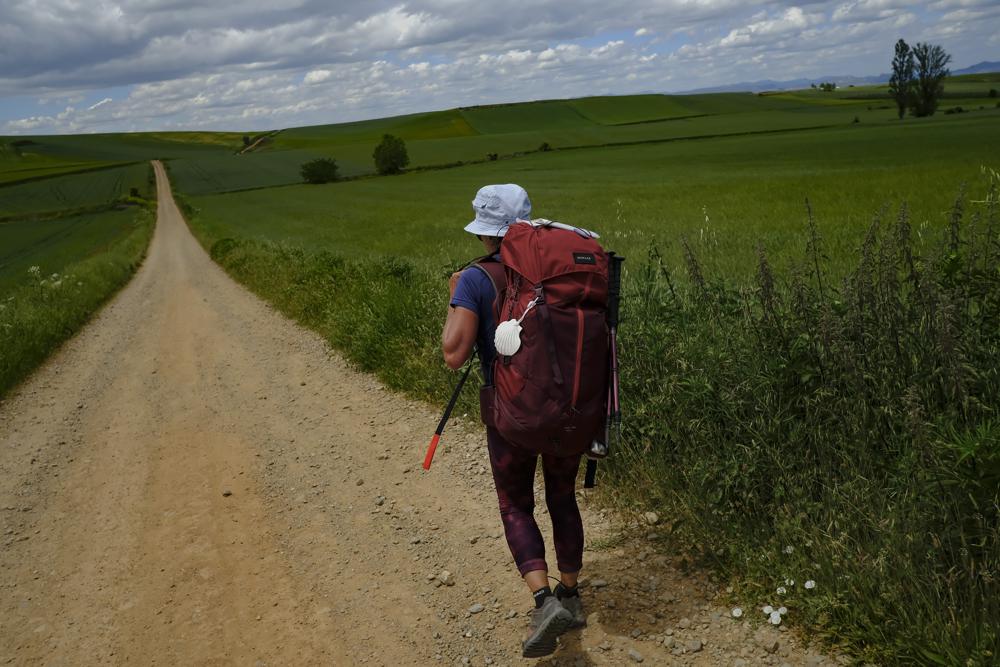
[494,319,522,356]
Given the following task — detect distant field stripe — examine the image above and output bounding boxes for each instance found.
[179,122,849,197]
[0,160,142,189]
[0,202,131,224]
[610,113,713,126]
[553,122,844,152]
[0,161,96,178]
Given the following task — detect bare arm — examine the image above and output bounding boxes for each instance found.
[442,271,479,370]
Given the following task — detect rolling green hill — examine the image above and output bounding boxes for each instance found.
[5,73,996,198]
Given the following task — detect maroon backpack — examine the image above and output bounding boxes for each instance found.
[476,221,609,457]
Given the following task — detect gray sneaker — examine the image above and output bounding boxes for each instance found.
[554,583,587,628]
[522,596,573,658]
[559,594,587,629]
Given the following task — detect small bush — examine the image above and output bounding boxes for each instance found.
[487,153,498,161]
[373,134,410,175]
[988,88,997,98]
[300,158,340,184]
[538,142,552,152]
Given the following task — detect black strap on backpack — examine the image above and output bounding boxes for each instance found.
[584,252,624,489]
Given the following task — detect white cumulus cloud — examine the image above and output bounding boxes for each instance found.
[0,0,995,133]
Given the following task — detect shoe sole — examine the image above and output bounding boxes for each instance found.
[521,608,573,658]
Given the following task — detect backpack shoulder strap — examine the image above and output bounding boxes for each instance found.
[472,259,507,323]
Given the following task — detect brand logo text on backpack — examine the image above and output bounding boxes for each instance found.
[573,252,596,265]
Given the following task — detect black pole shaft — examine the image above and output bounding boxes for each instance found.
[435,359,474,435]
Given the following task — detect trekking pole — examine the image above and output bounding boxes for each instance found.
[423,350,478,470]
[608,254,625,433]
[585,253,624,489]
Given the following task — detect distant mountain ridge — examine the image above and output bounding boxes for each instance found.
[677,61,1000,94]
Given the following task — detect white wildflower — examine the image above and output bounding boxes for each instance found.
[776,586,787,595]
[777,606,787,615]
[762,605,774,615]
[50,280,62,289]
[28,266,41,278]
[784,578,795,587]
[769,611,782,625]
[804,580,816,590]
[731,607,743,618]
[783,545,794,554]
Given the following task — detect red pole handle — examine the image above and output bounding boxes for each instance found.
[422,434,441,470]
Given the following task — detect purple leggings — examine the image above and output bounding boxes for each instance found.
[486,427,584,576]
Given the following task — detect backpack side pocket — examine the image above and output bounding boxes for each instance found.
[479,384,496,429]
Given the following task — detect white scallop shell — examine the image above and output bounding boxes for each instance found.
[494,319,523,356]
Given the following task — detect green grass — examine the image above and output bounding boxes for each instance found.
[0,162,152,218]
[569,94,703,124]
[458,100,594,134]
[0,144,110,185]
[0,133,241,197]
[164,150,324,195]
[275,108,478,147]
[0,207,149,291]
[1,132,235,163]
[0,204,154,397]
[0,158,159,397]
[185,113,999,280]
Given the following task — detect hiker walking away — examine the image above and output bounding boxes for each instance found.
[442,184,609,658]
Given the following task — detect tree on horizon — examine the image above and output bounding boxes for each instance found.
[888,39,915,119]
[911,42,951,117]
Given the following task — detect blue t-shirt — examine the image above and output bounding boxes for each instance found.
[450,258,499,384]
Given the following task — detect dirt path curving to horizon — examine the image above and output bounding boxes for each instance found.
[0,162,839,666]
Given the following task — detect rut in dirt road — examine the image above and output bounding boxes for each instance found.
[0,162,838,666]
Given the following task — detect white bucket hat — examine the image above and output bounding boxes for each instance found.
[464,184,531,237]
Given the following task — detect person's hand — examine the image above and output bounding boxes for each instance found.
[449,271,462,297]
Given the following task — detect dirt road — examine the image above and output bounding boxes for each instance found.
[0,162,837,666]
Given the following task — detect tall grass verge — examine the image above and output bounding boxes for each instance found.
[0,205,155,397]
[610,172,999,665]
[188,172,998,665]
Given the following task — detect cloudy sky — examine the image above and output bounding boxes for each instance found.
[1,0,997,135]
